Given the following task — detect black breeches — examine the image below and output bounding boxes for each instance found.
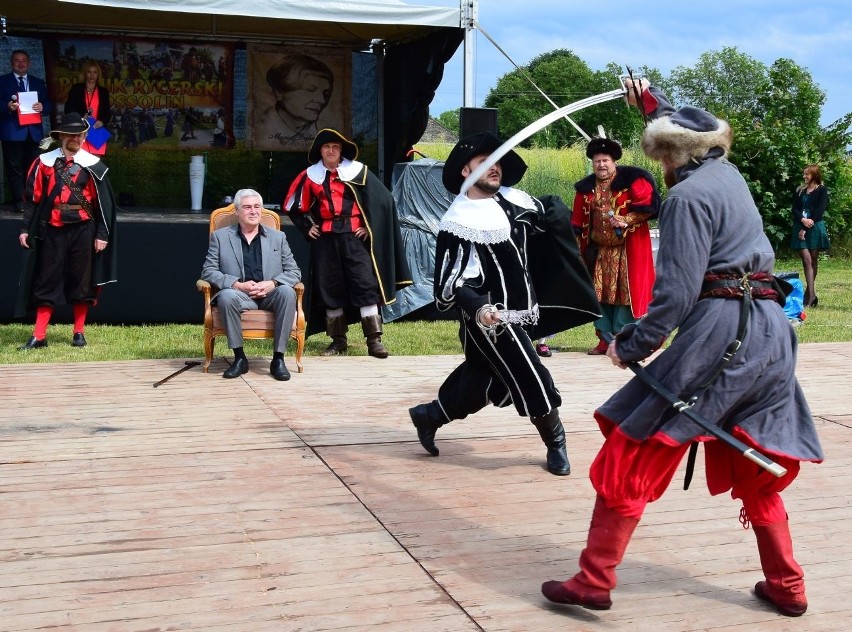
[438,318,561,420]
[314,231,380,308]
[32,221,97,307]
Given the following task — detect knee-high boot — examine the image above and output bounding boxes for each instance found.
[409,400,446,456]
[361,314,389,358]
[542,495,640,610]
[322,315,348,356]
[753,520,808,616]
[530,409,571,476]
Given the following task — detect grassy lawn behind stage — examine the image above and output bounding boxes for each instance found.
[0,258,849,365]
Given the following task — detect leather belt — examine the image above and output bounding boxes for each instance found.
[55,204,84,211]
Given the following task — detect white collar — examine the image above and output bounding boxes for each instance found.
[439,193,511,244]
[305,158,363,185]
[38,148,100,168]
[498,186,537,210]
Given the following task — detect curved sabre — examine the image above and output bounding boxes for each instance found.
[459,87,628,196]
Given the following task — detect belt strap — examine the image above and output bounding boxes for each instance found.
[55,204,84,211]
[683,273,754,490]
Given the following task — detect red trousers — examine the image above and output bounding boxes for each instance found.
[590,419,800,525]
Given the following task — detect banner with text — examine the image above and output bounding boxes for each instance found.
[46,37,234,150]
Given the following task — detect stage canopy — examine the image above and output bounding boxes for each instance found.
[5,0,461,47]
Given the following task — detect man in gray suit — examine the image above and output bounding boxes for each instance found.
[201,188,301,380]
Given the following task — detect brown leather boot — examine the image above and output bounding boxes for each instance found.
[361,314,389,358]
[542,495,640,609]
[322,315,348,356]
[753,521,808,616]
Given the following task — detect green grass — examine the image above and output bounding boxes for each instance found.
[1,258,848,365]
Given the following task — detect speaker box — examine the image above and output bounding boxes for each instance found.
[459,107,498,137]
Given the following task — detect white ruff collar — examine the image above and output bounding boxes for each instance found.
[306,158,363,184]
[38,148,100,168]
[440,193,511,244]
[499,185,536,211]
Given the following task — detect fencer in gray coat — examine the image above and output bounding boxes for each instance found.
[201,188,301,380]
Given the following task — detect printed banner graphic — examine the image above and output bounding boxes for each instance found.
[46,37,234,150]
[247,44,350,152]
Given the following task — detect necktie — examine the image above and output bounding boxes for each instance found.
[17,76,25,91]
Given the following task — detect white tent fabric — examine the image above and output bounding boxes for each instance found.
[68,0,461,28]
[6,0,460,46]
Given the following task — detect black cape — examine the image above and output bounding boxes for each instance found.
[285,163,412,335]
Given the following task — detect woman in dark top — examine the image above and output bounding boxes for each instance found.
[790,164,829,307]
[64,61,111,155]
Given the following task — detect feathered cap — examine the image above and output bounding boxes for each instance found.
[308,128,358,164]
[39,112,90,150]
[442,131,527,195]
[641,106,732,167]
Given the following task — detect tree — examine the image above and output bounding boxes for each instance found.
[482,50,648,149]
[436,108,460,135]
[667,48,851,251]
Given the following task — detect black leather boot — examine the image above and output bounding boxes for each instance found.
[531,409,571,476]
[361,314,389,358]
[322,315,348,356]
[409,400,446,456]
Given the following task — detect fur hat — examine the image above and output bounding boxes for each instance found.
[642,106,732,166]
[308,128,358,164]
[586,137,622,161]
[442,131,527,195]
[40,112,90,150]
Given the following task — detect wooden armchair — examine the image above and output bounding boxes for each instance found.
[196,204,306,373]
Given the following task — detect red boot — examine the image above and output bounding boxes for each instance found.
[753,521,808,616]
[587,330,609,355]
[542,495,640,609]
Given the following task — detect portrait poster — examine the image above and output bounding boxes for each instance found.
[45,37,234,150]
[247,44,350,152]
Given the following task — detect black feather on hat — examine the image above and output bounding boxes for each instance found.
[442,131,527,195]
[586,136,622,161]
[308,128,358,164]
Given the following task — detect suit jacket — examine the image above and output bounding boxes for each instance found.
[65,83,111,125]
[200,224,301,300]
[0,72,51,141]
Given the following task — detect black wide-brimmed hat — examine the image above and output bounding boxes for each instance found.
[586,136,622,161]
[308,128,358,164]
[442,131,527,195]
[49,112,91,140]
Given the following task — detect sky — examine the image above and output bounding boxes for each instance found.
[421,0,852,128]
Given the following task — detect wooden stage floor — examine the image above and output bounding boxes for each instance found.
[1,344,849,631]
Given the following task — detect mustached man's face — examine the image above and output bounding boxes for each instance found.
[463,154,502,199]
[60,132,85,155]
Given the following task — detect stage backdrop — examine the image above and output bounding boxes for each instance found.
[247,44,350,152]
[45,37,235,150]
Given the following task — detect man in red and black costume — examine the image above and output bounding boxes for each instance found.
[283,128,411,358]
[16,112,118,349]
[572,137,660,354]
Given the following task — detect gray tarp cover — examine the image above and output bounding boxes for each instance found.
[383,158,453,322]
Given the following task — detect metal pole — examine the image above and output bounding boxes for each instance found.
[461,0,477,107]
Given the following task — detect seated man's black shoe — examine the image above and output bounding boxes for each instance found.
[19,336,48,350]
[72,333,87,347]
[270,357,291,381]
[222,357,249,378]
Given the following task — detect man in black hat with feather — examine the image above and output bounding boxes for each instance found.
[408,131,600,476]
[16,111,118,349]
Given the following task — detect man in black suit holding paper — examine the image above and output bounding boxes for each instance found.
[1,50,51,211]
